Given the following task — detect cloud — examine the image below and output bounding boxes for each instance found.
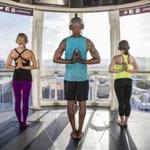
[0,12,32,60]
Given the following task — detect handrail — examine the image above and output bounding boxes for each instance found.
[0,69,13,73]
[0,0,150,12]
[0,69,150,74]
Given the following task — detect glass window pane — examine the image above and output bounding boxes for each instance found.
[0,11,33,111]
[120,12,150,113]
[41,12,111,101]
[0,12,33,69]
[41,12,69,101]
[42,12,70,68]
[120,13,150,71]
[131,74,150,113]
[83,12,111,70]
[41,74,111,101]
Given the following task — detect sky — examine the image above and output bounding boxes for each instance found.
[0,11,150,63]
[42,12,111,60]
[120,12,150,57]
[0,12,32,60]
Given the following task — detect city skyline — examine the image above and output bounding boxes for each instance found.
[1,11,150,62]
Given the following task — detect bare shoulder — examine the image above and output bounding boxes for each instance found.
[62,38,67,43]
[9,49,16,57]
[86,38,93,45]
[59,38,66,49]
[128,55,136,62]
[10,49,15,54]
[26,50,35,56]
[129,55,134,59]
[114,54,121,59]
[86,38,95,49]
[86,38,91,42]
[113,55,122,63]
[27,49,33,53]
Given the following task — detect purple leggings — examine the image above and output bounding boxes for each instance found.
[12,81,32,126]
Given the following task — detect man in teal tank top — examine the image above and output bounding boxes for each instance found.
[53,15,100,139]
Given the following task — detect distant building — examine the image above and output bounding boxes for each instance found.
[0,80,14,111]
[0,59,5,69]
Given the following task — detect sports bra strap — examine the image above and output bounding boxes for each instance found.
[14,49,28,62]
[121,54,129,64]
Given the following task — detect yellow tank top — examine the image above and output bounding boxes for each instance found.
[114,54,133,80]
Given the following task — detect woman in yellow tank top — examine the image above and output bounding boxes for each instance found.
[109,40,138,127]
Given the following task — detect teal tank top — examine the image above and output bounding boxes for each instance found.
[64,36,88,81]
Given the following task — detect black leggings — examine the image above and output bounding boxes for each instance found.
[114,78,132,117]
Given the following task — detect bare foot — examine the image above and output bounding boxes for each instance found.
[116,121,124,127]
[77,131,84,139]
[71,131,77,139]
[20,121,31,129]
